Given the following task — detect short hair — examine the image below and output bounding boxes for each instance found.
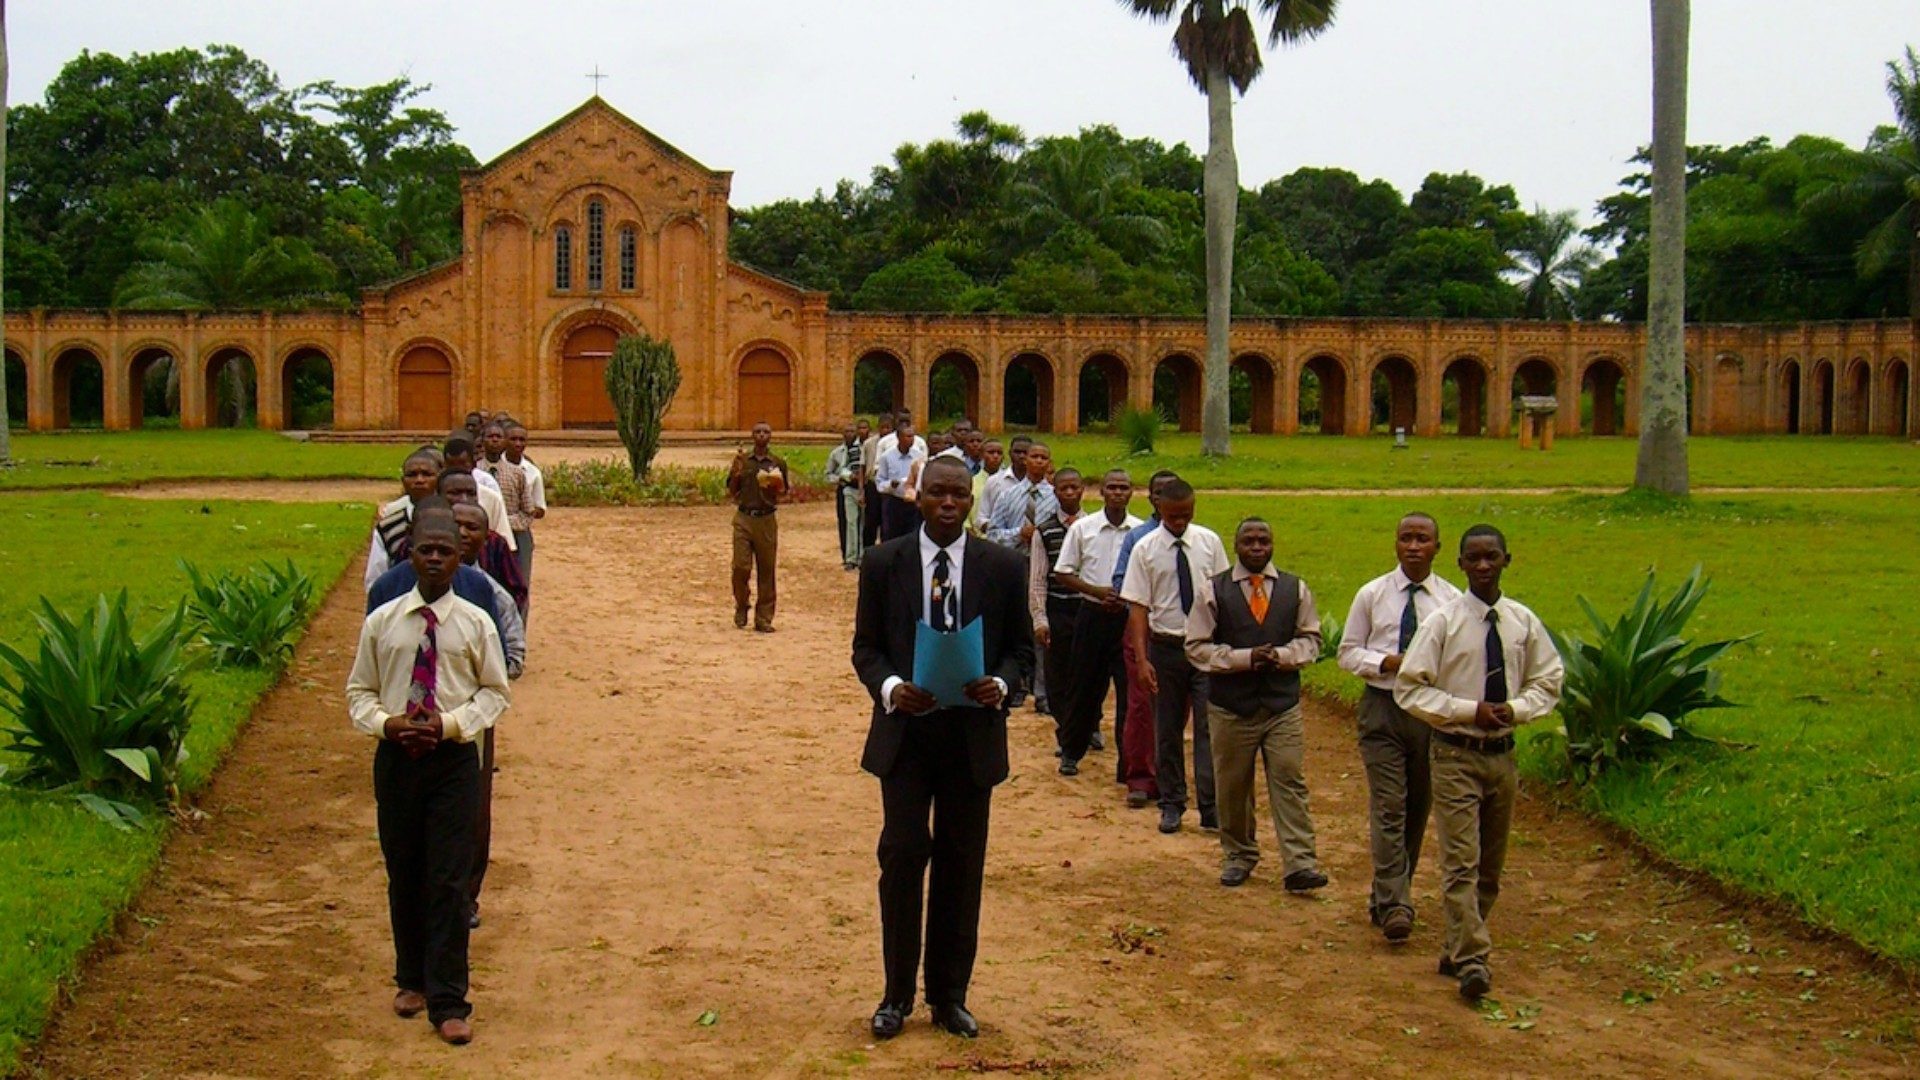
[442,435,474,457]
[505,422,528,435]
[403,448,441,470]
[920,455,972,488]
[1160,478,1196,502]
[410,498,457,540]
[1400,510,1439,534]
[1025,441,1050,456]
[436,469,477,493]
[1461,523,1507,552]
[1053,467,1083,483]
[1149,469,1180,488]
[1008,435,1034,450]
[450,501,488,523]
[1236,516,1271,537]
[1103,467,1132,483]
[482,421,505,435]
[982,438,1003,449]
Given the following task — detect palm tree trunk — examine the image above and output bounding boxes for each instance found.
[1200,59,1236,456]
[1635,0,1690,495]
[0,0,11,465]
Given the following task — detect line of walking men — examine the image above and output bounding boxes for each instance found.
[831,411,1564,1004]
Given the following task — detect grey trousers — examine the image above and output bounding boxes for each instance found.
[1431,740,1517,970]
[1357,686,1432,919]
[513,529,534,585]
[1149,638,1213,815]
[1207,702,1318,874]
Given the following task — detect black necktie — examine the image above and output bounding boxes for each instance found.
[1174,538,1194,615]
[1399,582,1424,652]
[931,549,954,632]
[1484,608,1509,704]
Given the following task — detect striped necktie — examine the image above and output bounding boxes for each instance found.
[408,607,440,713]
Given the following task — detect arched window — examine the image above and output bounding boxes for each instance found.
[618,226,638,291]
[585,200,606,291]
[554,226,573,291]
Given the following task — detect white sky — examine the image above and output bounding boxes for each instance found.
[15,1,1914,221]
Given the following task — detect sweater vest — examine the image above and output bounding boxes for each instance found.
[1205,569,1303,717]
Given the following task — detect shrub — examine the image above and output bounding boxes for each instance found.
[1315,617,1343,663]
[1117,407,1161,454]
[1548,566,1752,783]
[546,459,829,507]
[181,559,317,669]
[0,593,198,827]
[605,333,682,480]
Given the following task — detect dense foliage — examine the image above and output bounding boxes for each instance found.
[605,334,681,481]
[181,560,318,669]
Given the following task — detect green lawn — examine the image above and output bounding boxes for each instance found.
[0,492,369,1073]
[1183,490,1920,967]
[0,430,402,489]
[790,433,1919,491]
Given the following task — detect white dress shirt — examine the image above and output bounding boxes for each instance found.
[873,442,925,501]
[1394,591,1565,736]
[1338,567,1465,690]
[514,455,547,515]
[1053,510,1143,588]
[346,586,510,743]
[473,467,500,494]
[1119,523,1230,637]
[879,529,1005,712]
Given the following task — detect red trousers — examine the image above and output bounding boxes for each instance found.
[1121,637,1159,796]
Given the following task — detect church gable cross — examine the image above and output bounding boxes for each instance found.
[586,65,608,95]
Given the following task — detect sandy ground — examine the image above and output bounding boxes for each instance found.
[23,504,1920,1079]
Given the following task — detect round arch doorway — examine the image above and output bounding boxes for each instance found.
[561,324,621,429]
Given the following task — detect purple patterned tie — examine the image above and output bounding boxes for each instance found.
[407,607,439,714]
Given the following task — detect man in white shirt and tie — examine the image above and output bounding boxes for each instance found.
[872,423,927,541]
[1051,468,1141,775]
[1337,512,1462,944]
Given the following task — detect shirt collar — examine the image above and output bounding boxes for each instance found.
[1232,561,1279,582]
[405,585,460,619]
[1460,590,1501,620]
[918,527,965,563]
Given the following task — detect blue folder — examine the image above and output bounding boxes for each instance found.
[913,618,986,709]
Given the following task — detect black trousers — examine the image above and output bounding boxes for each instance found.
[1149,637,1215,814]
[375,738,480,1024]
[467,727,495,908]
[1043,597,1082,743]
[881,497,922,542]
[877,711,993,1010]
[1060,604,1129,763]
[862,481,884,549]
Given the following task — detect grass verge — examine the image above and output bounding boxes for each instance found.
[0,492,369,1072]
[1186,489,1920,967]
[0,430,400,490]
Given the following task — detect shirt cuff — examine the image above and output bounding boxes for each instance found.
[1450,697,1481,724]
[1230,647,1257,672]
[881,675,904,713]
[991,677,1008,702]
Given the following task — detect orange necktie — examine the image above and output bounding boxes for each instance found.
[1248,574,1269,623]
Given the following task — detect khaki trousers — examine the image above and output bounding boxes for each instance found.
[731,510,778,628]
[1356,686,1432,920]
[1430,740,1517,970]
[1207,703,1319,874]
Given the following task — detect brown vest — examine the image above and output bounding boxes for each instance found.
[1205,568,1303,717]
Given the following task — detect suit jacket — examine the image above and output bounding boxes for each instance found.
[853,531,1035,789]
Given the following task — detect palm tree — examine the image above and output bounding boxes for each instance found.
[1,0,11,464]
[1121,0,1339,456]
[1511,206,1595,319]
[1810,48,1920,317]
[1635,0,1690,495]
[1011,136,1171,258]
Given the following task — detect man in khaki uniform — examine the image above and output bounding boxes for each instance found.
[1184,518,1327,893]
[727,421,789,632]
[1395,523,1563,1002]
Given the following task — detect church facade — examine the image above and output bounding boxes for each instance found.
[6,99,1915,439]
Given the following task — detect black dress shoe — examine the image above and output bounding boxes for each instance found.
[930,1003,979,1038]
[1089,731,1106,751]
[1458,964,1492,1001]
[1220,864,1251,887]
[1283,868,1329,894]
[1198,811,1218,831]
[1157,807,1182,834]
[1058,758,1080,776]
[467,901,482,930]
[870,1001,909,1039]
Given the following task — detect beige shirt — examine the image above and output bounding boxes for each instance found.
[1394,591,1564,737]
[1119,523,1230,637]
[1053,510,1142,588]
[1183,562,1321,673]
[1338,567,1465,690]
[346,586,510,744]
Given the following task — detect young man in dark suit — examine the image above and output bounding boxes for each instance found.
[852,456,1035,1042]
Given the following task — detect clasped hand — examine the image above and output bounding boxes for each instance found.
[1474,702,1515,730]
[384,707,445,758]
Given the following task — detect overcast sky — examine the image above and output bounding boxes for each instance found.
[15,1,1914,221]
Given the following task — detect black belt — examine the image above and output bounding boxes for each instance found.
[1151,632,1186,646]
[1434,729,1514,754]
[737,506,777,517]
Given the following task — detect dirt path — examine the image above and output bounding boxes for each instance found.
[24,505,1918,1078]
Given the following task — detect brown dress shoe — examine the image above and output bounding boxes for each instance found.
[392,990,427,1018]
[436,1017,473,1045]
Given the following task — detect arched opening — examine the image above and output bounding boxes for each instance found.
[1779,361,1802,435]
[1003,352,1055,432]
[1078,353,1130,430]
[52,347,106,429]
[1842,361,1871,435]
[1812,361,1836,434]
[6,349,28,429]
[1370,355,1418,435]
[561,324,620,428]
[1153,353,1202,431]
[128,347,180,429]
[928,351,980,427]
[397,345,454,431]
[1299,355,1347,435]
[281,348,335,430]
[738,348,793,429]
[853,350,906,417]
[1231,354,1276,434]
[1512,357,1557,398]
[202,347,258,428]
[1440,357,1489,436]
[1882,360,1911,437]
[1581,359,1627,436]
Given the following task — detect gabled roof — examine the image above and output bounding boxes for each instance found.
[466,97,728,183]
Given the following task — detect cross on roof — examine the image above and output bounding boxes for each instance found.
[586,65,608,95]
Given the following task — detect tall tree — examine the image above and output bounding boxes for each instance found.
[1,0,10,465]
[1122,0,1339,456]
[1810,48,1920,317]
[1636,0,1691,495]
[1511,207,1595,319]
